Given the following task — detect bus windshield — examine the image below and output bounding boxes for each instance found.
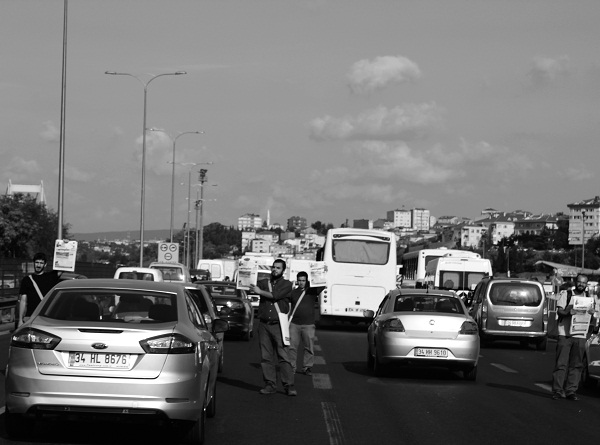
[332,239,390,265]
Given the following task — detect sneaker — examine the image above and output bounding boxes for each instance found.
[551,393,563,400]
[259,384,277,395]
[285,385,297,396]
[304,368,312,376]
[566,394,580,401]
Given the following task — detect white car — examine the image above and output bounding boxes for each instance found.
[149,262,191,283]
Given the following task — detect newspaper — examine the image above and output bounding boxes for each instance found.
[236,258,258,290]
[53,240,78,272]
[569,295,594,336]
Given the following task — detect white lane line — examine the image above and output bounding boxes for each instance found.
[536,383,552,393]
[322,402,346,445]
[490,363,518,373]
[313,373,332,389]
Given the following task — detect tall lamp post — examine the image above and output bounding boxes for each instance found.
[149,128,204,242]
[582,209,586,271]
[194,171,217,267]
[105,70,186,266]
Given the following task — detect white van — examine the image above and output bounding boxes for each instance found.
[196,259,238,282]
[114,267,163,281]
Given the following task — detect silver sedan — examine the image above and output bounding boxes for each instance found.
[365,288,480,380]
[5,278,228,444]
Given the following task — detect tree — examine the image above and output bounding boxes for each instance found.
[0,194,70,258]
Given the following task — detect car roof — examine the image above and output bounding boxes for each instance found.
[390,288,458,298]
[54,278,184,293]
[149,262,186,268]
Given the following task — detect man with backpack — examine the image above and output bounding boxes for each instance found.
[552,273,596,400]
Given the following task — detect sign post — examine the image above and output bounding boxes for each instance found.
[158,242,180,263]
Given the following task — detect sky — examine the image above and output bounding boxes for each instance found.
[1,0,600,235]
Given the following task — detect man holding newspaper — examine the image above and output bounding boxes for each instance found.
[552,273,596,401]
[249,259,296,396]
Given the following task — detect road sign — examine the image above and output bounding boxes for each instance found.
[158,243,179,263]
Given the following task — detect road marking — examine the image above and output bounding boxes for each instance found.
[535,383,552,392]
[490,363,518,373]
[313,373,332,389]
[322,402,346,445]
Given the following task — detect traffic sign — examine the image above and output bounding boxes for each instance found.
[158,243,179,263]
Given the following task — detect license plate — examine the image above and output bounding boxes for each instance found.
[68,352,132,369]
[415,348,448,357]
[503,319,528,327]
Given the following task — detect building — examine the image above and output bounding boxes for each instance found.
[450,223,485,249]
[567,196,600,246]
[287,216,307,232]
[353,219,372,229]
[513,214,558,236]
[412,208,430,231]
[255,231,279,244]
[237,213,262,231]
[387,209,412,228]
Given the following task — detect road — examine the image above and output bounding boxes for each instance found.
[0,322,600,444]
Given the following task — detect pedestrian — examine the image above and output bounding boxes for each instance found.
[17,252,62,328]
[249,259,296,396]
[551,273,595,400]
[288,271,323,376]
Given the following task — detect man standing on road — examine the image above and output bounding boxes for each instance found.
[17,252,61,328]
[288,271,323,376]
[552,273,595,400]
[249,259,296,396]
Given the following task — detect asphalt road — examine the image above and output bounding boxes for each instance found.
[1,323,600,445]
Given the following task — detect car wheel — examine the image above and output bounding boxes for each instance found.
[5,406,34,440]
[582,356,597,389]
[463,365,478,381]
[207,384,217,418]
[182,397,206,444]
[536,337,547,351]
[367,345,374,370]
[373,348,387,377]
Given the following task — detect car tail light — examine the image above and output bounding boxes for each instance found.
[381,318,405,332]
[459,321,478,335]
[11,328,61,350]
[140,334,195,354]
[481,300,488,327]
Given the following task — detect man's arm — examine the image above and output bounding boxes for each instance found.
[18,294,27,325]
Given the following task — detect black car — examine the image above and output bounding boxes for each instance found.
[202,281,254,341]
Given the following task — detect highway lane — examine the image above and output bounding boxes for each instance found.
[2,325,600,444]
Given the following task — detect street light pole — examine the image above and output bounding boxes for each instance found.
[149,128,204,243]
[105,70,186,266]
[196,169,207,265]
[582,209,586,271]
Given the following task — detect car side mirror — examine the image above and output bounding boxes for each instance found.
[213,319,229,334]
[363,310,375,319]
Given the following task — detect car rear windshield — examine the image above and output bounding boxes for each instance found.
[206,285,242,297]
[116,272,157,281]
[39,289,177,323]
[152,266,184,281]
[394,295,464,314]
[488,283,543,307]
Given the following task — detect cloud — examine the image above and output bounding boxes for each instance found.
[347,56,421,94]
[2,157,41,181]
[61,166,96,182]
[527,55,571,86]
[309,103,443,141]
[40,121,60,143]
[557,166,594,181]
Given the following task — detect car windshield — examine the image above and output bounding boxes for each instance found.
[489,283,543,306]
[39,289,177,323]
[393,295,464,314]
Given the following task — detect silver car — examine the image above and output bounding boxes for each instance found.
[5,278,228,444]
[365,289,480,380]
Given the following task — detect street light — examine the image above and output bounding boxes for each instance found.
[193,171,217,266]
[582,209,586,271]
[149,128,204,243]
[105,70,186,266]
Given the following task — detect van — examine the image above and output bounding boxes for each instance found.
[148,262,191,283]
[114,267,163,281]
[468,277,548,350]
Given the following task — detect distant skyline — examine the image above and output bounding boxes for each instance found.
[2,1,599,234]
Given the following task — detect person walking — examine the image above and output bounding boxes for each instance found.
[552,273,595,400]
[249,259,296,396]
[288,271,322,376]
[17,252,61,328]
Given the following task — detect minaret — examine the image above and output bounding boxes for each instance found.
[267,209,271,228]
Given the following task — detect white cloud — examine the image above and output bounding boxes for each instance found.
[40,120,60,143]
[309,103,443,141]
[2,157,41,179]
[347,56,421,94]
[557,166,594,181]
[527,55,571,86]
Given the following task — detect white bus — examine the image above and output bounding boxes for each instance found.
[400,248,481,288]
[424,255,492,300]
[315,228,399,324]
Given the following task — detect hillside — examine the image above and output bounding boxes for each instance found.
[72,229,170,242]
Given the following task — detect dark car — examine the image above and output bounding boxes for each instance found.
[202,281,254,341]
